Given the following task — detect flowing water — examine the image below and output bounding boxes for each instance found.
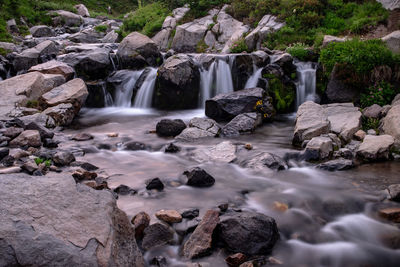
[63,108,400,267]
[295,61,318,108]
[245,65,263,89]
[133,68,158,108]
[113,70,144,107]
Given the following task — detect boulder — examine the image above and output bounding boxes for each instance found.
[29,60,75,80]
[304,136,333,161]
[363,104,383,119]
[154,54,200,110]
[155,210,182,223]
[293,101,330,146]
[245,15,285,51]
[0,173,144,266]
[29,25,55,37]
[43,103,76,126]
[146,178,164,190]
[218,211,279,255]
[9,130,41,148]
[6,19,18,33]
[381,105,400,148]
[117,32,161,69]
[190,141,237,163]
[376,0,400,10]
[183,210,219,259]
[156,119,186,137]
[75,4,90,17]
[13,41,58,72]
[52,151,75,166]
[356,135,394,161]
[222,113,262,137]
[40,78,88,113]
[205,87,271,122]
[240,152,287,171]
[317,158,354,171]
[176,117,220,141]
[102,30,118,43]
[69,28,105,43]
[142,223,175,250]
[131,212,150,239]
[354,130,366,141]
[184,167,215,187]
[322,35,347,48]
[51,10,83,27]
[0,41,17,53]
[325,65,361,103]
[388,184,400,202]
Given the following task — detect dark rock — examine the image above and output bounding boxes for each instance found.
[131,211,151,240]
[43,138,59,148]
[363,104,383,119]
[124,141,147,151]
[156,119,186,137]
[72,169,98,181]
[52,151,75,166]
[1,155,14,167]
[222,113,262,137]
[240,152,287,171]
[164,143,180,153]
[80,162,99,171]
[97,143,112,150]
[142,223,175,250]
[0,148,9,161]
[218,203,229,212]
[114,185,136,196]
[218,211,279,255]
[72,133,94,141]
[3,127,24,139]
[146,178,164,191]
[225,253,247,267]
[317,159,354,171]
[184,167,215,187]
[181,208,200,220]
[325,64,361,104]
[183,210,219,259]
[388,184,400,202]
[33,170,43,176]
[150,256,168,267]
[30,25,55,37]
[379,207,400,223]
[25,121,54,139]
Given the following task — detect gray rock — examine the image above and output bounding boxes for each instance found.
[30,25,55,37]
[50,10,83,27]
[222,113,262,137]
[240,152,287,171]
[388,184,400,202]
[75,4,90,17]
[69,28,105,43]
[363,104,383,119]
[102,30,118,43]
[53,151,75,166]
[13,40,59,72]
[381,104,400,148]
[304,136,333,161]
[142,223,175,250]
[9,130,41,148]
[245,15,285,51]
[29,60,75,80]
[376,0,400,10]
[190,141,237,163]
[317,158,354,171]
[43,103,76,126]
[324,103,361,142]
[6,19,18,33]
[356,135,394,161]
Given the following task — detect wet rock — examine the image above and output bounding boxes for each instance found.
[117,32,161,69]
[316,159,354,171]
[388,184,400,202]
[191,141,237,163]
[174,218,201,236]
[72,133,94,141]
[156,119,186,137]
[52,151,75,166]
[363,104,383,119]
[131,211,151,240]
[183,210,219,259]
[222,113,262,137]
[9,130,41,148]
[0,148,9,161]
[325,103,361,142]
[226,253,247,267]
[30,25,55,37]
[304,136,333,161]
[165,143,180,153]
[381,104,400,148]
[379,207,400,223]
[142,223,175,250]
[241,152,287,171]
[356,135,394,161]
[3,127,24,139]
[181,208,200,220]
[29,60,75,80]
[72,169,97,181]
[150,256,168,267]
[156,210,182,223]
[218,211,279,255]
[184,167,215,187]
[43,103,76,126]
[114,185,136,196]
[333,148,353,159]
[124,141,147,151]
[79,162,99,171]
[354,130,366,141]
[176,117,221,141]
[146,178,164,191]
[25,121,54,139]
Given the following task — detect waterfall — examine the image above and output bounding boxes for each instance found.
[245,65,263,89]
[199,61,216,107]
[215,57,234,95]
[295,61,317,108]
[114,70,144,107]
[133,68,158,108]
[101,83,113,107]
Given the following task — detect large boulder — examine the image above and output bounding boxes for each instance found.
[205,87,274,122]
[117,32,161,69]
[376,0,400,10]
[13,41,58,72]
[0,173,144,266]
[218,211,279,255]
[356,135,394,161]
[156,119,186,137]
[324,103,361,142]
[29,25,55,38]
[304,136,333,161]
[222,113,262,137]
[43,103,76,126]
[51,10,83,27]
[382,30,400,54]
[75,4,90,17]
[154,54,200,109]
[176,117,221,141]
[325,65,361,103]
[293,101,330,146]
[245,15,285,51]
[40,78,88,113]
[29,60,75,80]
[381,104,400,148]
[69,28,105,43]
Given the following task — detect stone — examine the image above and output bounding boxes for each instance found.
[334,148,353,159]
[155,210,183,223]
[117,32,161,69]
[13,41,58,72]
[0,173,144,266]
[175,128,215,141]
[72,133,94,141]
[29,60,75,80]
[181,208,200,220]
[131,212,151,239]
[52,151,75,166]
[0,148,9,161]
[72,169,98,181]
[245,15,285,51]
[43,103,76,126]
[75,4,90,17]
[356,135,394,161]
[175,117,221,141]
[102,30,118,43]
[222,113,262,136]
[379,207,400,223]
[184,167,215,187]
[363,104,383,119]
[6,19,18,33]
[191,141,237,163]
[156,119,186,137]
[354,130,366,141]
[29,25,55,37]
[9,130,41,148]
[165,143,180,153]
[367,129,377,135]
[304,136,333,161]
[183,210,219,259]
[113,185,136,196]
[381,105,400,148]
[322,35,347,47]
[51,10,83,27]
[0,166,21,174]
[388,184,400,202]
[124,141,147,151]
[3,127,24,139]
[376,1,400,11]
[25,121,54,139]
[324,103,361,142]
[142,223,175,250]
[316,159,354,171]
[146,178,164,191]
[325,65,361,103]
[150,256,168,267]
[241,152,287,171]
[218,211,279,255]
[69,28,105,43]
[21,159,39,174]
[226,253,247,267]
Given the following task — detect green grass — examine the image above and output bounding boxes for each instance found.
[94,25,108,33]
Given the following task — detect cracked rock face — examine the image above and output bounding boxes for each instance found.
[0,173,144,267]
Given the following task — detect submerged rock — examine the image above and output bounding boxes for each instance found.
[184,167,215,187]
[156,119,186,137]
[146,178,164,191]
[191,141,237,163]
[222,113,262,137]
[240,152,287,171]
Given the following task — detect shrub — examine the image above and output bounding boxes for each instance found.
[196,39,208,53]
[34,157,52,167]
[360,82,397,108]
[264,73,295,113]
[286,43,310,61]
[362,117,380,133]
[94,25,108,33]
[230,37,250,53]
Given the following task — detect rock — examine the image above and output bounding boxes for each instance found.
[304,136,333,161]
[72,133,94,141]
[164,143,180,153]
[72,169,98,181]
[293,101,330,146]
[191,141,237,164]
[9,130,41,148]
[367,129,377,135]
[146,178,164,191]
[29,60,75,80]
[43,103,76,126]
[334,148,353,159]
[322,35,347,47]
[40,78,88,113]
[376,0,400,11]
[102,30,119,43]
[25,121,54,139]
[117,32,161,69]
[324,103,361,142]
[1,155,15,167]
[114,185,136,196]
[156,119,186,137]
[325,65,360,103]
[183,210,219,259]
[205,87,272,122]
[0,41,17,53]
[78,162,99,171]
[52,151,75,166]
[131,212,151,239]
[13,41,58,72]
[222,113,262,136]
[75,4,90,17]
[181,208,200,220]
[363,104,383,119]
[3,127,24,139]
[388,184,400,202]
[51,10,83,27]
[175,128,215,141]
[29,25,55,37]
[21,160,39,174]
[154,54,200,110]
[142,223,175,250]
[379,207,400,223]
[381,105,400,148]
[354,130,366,141]
[241,152,287,171]
[184,167,215,187]
[124,141,147,151]
[6,19,18,33]
[0,173,144,266]
[150,256,167,267]
[69,28,105,43]
[226,253,247,267]
[356,135,394,161]
[316,159,354,171]
[245,15,285,51]
[155,210,183,223]
[219,211,279,255]
[0,148,9,161]
[176,117,221,141]
[0,166,21,174]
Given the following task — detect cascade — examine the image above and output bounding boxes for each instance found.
[245,65,263,89]
[133,68,158,108]
[101,83,113,107]
[113,70,143,107]
[294,61,317,108]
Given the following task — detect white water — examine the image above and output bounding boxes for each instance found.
[245,65,263,89]
[101,83,113,107]
[114,70,144,107]
[133,68,158,108]
[295,61,317,108]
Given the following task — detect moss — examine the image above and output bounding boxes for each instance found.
[264,73,295,113]
[196,39,208,53]
[94,25,108,33]
[0,47,11,57]
[26,100,39,109]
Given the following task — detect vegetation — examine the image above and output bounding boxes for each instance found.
[229,37,249,53]
[264,73,295,113]
[196,39,208,53]
[360,82,397,108]
[362,117,380,133]
[34,157,52,167]
[94,25,108,33]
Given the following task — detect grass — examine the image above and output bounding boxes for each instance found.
[94,25,108,33]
